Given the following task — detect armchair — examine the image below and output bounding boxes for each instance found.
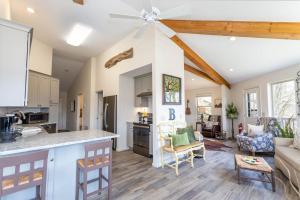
[201,115,221,138]
[236,117,277,155]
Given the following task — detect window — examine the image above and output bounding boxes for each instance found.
[271,80,296,118]
[245,88,259,118]
[197,96,212,121]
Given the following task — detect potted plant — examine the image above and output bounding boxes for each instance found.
[226,103,239,139]
[274,118,294,146]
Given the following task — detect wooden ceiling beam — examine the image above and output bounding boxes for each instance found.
[171,35,231,88]
[161,20,300,40]
[184,64,218,84]
[73,0,84,5]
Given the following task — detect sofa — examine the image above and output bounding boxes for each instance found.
[236,117,277,155]
[201,115,221,138]
[275,138,300,190]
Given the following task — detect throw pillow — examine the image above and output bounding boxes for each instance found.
[177,126,196,143]
[171,132,190,147]
[248,124,264,137]
[293,131,300,150]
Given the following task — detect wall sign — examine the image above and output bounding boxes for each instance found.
[169,108,176,120]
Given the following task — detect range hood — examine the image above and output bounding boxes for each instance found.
[136,91,152,97]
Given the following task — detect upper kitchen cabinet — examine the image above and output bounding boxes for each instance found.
[50,78,60,104]
[29,38,53,76]
[27,71,51,107]
[0,19,32,107]
[135,74,152,107]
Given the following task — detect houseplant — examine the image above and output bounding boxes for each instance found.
[226,103,239,139]
[274,118,294,146]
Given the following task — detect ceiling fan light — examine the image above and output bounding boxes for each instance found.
[66,24,92,46]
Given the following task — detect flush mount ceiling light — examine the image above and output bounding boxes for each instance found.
[229,68,234,72]
[27,7,35,14]
[230,36,236,41]
[66,24,92,46]
[192,78,195,81]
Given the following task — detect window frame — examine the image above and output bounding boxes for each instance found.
[270,79,296,118]
[196,96,212,121]
[244,87,260,118]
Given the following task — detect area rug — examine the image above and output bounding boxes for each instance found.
[204,139,232,151]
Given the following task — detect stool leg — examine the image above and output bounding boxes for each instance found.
[75,166,80,200]
[83,170,88,200]
[36,185,41,200]
[108,165,112,200]
[98,168,102,195]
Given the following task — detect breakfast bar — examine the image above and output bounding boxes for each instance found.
[0,130,119,200]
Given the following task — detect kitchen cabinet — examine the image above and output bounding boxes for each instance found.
[50,78,60,104]
[27,71,51,107]
[0,19,32,106]
[127,122,133,148]
[49,104,59,126]
[135,74,152,107]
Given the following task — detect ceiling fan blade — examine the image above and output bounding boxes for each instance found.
[73,0,84,5]
[160,4,191,19]
[134,23,150,39]
[109,13,141,20]
[156,21,176,38]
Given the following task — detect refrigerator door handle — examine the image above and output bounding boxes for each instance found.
[104,103,109,129]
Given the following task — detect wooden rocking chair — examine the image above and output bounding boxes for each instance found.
[158,121,206,176]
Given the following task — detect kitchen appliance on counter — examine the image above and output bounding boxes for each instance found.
[0,114,22,143]
[133,122,152,158]
[103,95,117,150]
[24,112,49,124]
[41,123,57,134]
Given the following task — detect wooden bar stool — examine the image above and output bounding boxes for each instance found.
[76,140,113,200]
[0,150,48,200]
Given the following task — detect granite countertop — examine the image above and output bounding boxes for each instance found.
[0,130,119,156]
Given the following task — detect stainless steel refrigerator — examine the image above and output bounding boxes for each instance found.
[103,95,117,150]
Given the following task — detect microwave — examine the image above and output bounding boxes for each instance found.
[24,112,49,124]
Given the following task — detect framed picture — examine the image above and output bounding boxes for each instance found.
[214,99,222,108]
[70,100,76,112]
[162,74,182,105]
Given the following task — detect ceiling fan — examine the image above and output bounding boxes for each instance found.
[109,1,190,38]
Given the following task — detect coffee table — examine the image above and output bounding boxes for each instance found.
[234,154,275,192]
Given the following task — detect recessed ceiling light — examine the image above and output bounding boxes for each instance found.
[230,36,236,41]
[192,78,195,81]
[66,24,92,46]
[27,7,35,14]
[229,68,234,72]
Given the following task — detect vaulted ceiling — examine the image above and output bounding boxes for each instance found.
[9,0,300,91]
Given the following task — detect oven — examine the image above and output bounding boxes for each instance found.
[133,123,152,158]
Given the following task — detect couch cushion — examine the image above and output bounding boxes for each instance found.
[275,146,300,171]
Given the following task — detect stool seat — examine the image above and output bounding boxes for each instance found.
[77,156,109,168]
[2,171,43,190]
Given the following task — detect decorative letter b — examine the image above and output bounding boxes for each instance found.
[169,108,176,120]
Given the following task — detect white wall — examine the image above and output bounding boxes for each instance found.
[230,64,300,135]
[185,86,222,129]
[0,0,11,20]
[94,26,185,167]
[29,38,53,75]
[221,85,231,137]
[67,57,96,131]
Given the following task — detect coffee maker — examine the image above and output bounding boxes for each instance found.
[0,114,19,143]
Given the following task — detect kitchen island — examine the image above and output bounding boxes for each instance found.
[0,129,119,200]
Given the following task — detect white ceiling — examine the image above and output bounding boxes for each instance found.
[185,71,218,90]
[9,0,300,90]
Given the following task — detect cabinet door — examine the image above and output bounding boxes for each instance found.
[0,24,29,106]
[127,123,133,148]
[50,78,59,104]
[39,75,51,107]
[27,72,39,107]
[49,104,59,124]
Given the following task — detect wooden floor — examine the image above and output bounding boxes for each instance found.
[109,141,298,200]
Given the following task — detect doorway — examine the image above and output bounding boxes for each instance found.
[77,94,84,131]
[96,91,104,130]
